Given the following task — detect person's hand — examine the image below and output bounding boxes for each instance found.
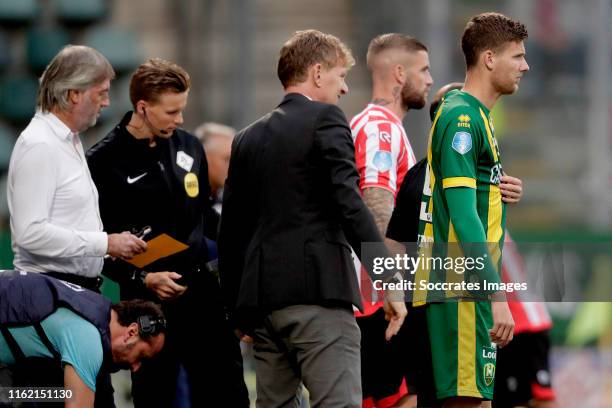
[234,329,253,344]
[107,232,147,259]
[490,297,514,348]
[383,290,407,341]
[500,174,523,204]
[144,271,187,301]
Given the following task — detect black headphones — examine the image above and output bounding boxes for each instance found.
[137,315,167,337]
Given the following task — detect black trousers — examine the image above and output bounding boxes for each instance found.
[130,272,249,408]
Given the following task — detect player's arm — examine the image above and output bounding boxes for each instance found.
[360,120,405,257]
[445,186,514,347]
[362,188,407,340]
[362,187,394,236]
[362,187,402,266]
[64,364,94,408]
[439,111,514,346]
[362,186,405,334]
[444,187,500,284]
[359,120,403,236]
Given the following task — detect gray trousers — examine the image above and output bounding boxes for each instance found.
[253,304,362,408]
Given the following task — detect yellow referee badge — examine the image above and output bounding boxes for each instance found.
[184,172,199,198]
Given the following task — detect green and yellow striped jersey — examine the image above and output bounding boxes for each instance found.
[414,90,506,305]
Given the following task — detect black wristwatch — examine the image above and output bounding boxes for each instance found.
[132,269,149,285]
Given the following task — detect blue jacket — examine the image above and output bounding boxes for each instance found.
[0,270,115,407]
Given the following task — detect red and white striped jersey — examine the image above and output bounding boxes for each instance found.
[350,104,417,197]
[351,104,416,317]
[503,232,553,334]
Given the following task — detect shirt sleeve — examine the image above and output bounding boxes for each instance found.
[438,108,481,190]
[358,120,404,195]
[9,142,108,258]
[445,187,501,287]
[42,308,104,392]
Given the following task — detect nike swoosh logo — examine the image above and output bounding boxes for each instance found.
[127,173,148,184]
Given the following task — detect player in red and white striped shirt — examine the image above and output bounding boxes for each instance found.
[351,103,417,197]
[351,33,432,408]
[502,233,553,334]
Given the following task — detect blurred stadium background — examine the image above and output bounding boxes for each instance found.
[0,0,610,406]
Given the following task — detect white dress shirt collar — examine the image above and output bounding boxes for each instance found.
[35,110,75,141]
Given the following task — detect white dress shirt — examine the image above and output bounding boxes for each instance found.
[7,111,108,277]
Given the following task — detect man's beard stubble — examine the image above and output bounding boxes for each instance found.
[401,81,426,111]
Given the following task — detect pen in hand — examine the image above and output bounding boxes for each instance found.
[105,226,151,260]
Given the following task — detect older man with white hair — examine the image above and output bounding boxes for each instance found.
[7,45,146,292]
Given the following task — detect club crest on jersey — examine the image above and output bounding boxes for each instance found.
[457,114,471,128]
[372,150,392,172]
[451,132,472,155]
[483,363,496,386]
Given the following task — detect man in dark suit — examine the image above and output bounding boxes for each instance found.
[218,29,407,407]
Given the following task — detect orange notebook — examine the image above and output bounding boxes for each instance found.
[126,234,189,268]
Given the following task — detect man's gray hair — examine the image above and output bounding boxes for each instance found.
[194,122,236,146]
[37,45,115,113]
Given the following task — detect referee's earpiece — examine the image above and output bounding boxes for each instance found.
[141,105,170,136]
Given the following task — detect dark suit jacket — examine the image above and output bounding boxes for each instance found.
[219,93,389,322]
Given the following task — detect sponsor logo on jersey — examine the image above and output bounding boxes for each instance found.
[379,131,391,144]
[372,150,392,172]
[484,363,496,386]
[451,132,472,155]
[457,114,471,128]
[482,344,497,360]
[184,172,199,197]
[490,163,503,185]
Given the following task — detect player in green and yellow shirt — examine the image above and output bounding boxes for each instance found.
[415,12,529,406]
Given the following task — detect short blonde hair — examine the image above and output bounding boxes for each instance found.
[277,29,355,88]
